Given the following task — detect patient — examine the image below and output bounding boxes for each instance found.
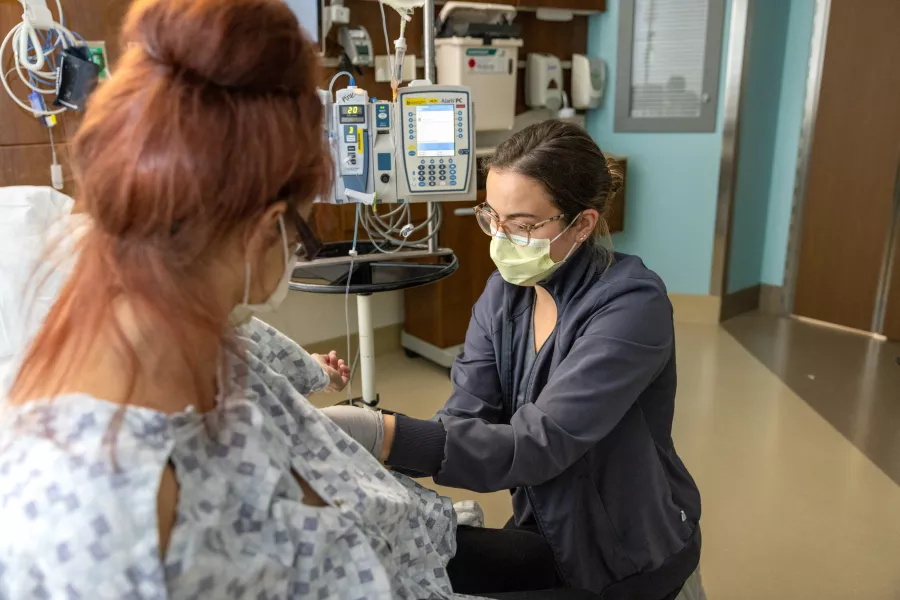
[0,186,348,396]
[0,0,462,597]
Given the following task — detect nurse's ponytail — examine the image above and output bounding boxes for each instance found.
[485,120,621,260]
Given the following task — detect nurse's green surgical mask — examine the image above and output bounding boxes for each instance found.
[489,216,582,286]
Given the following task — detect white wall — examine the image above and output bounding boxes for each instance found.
[261,290,405,345]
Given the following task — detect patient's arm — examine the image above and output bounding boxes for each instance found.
[319,406,396,463]
[235,318,330,395]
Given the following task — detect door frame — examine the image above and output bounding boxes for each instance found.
[871,159,900,333]
[781,0,831,318]
[709,0,752,299]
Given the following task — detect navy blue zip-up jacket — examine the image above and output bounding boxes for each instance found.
[388,247,701,598]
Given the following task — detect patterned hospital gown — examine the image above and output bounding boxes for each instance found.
[0,319,469,599]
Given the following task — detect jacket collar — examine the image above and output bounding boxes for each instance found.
[503,243,605,317]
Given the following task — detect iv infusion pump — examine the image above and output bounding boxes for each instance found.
[322,82,476,205]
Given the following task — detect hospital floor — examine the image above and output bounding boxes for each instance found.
[310,315,900,600]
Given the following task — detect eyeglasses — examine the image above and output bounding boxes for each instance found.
[473,203,568,247]
[282,208,323,261]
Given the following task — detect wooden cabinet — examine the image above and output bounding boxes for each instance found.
[404,195,493,349]
[515,0,606,10]
[438,0,605,7]
[606,156,626,234]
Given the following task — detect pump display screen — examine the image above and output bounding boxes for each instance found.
[339,104,365,124]
[416,105,455,157]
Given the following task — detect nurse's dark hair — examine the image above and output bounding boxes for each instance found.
[484,120,623,254]
[10,0,329,411]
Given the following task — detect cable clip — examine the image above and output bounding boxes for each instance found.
[345,189,376,206]
[21,0,55,31]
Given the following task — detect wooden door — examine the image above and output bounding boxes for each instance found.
[516,0,606,11]
[793,0,900,332]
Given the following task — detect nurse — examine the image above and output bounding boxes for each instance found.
[325,120,703,600]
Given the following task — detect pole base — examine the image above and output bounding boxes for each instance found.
[401,331,463,369]
[333,394,381,410]
[329,396,404,417]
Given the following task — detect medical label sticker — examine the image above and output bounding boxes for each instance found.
[404,97,427,105]
[465,48,497,56]
[464,49,509,74]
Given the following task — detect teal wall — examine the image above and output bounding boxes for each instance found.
[726,0,792,293]
[587,0,815,296]
[586,0,733,296]
[728,0,815,292]
[761,0,815,286]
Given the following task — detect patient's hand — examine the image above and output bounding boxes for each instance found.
[312,351,350,392]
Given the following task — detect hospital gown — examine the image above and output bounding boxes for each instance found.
[0,320,469,599]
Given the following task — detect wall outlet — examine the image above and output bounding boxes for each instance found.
[85,41,111,80]
[374,54,417,83]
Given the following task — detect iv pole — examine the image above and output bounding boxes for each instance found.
[423,0,439,254]
[357,0,438,406]
[294,0,453,409]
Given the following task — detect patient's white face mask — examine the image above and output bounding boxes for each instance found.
[229,216,295,326]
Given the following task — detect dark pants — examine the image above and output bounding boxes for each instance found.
[447,519,687,600]
[447,519,597,600]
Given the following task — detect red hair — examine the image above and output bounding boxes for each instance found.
[11,0,331,407]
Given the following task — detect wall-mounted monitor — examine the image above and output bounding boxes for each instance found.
[285,0,319,44]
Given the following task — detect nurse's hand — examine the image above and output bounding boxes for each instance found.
[311,351,350,392]
[320,405,395,463]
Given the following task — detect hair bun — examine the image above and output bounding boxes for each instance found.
[125,0,315,95]
[604,156,624,201]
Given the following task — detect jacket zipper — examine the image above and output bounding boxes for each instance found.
[522,300,567,586]
[525,485,568,586]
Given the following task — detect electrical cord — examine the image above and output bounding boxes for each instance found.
[361,202,441,249]
[329,70,355,96]
[48,121,56,163]
[48,123,62,189]
[344,202,361,402]
[377,0,411,99]
[379,1,395,83]
[364,206,431,246]
[1,0,79,116]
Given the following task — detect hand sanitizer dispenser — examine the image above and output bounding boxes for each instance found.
[571,54,606,110]
[525,53,563,111]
